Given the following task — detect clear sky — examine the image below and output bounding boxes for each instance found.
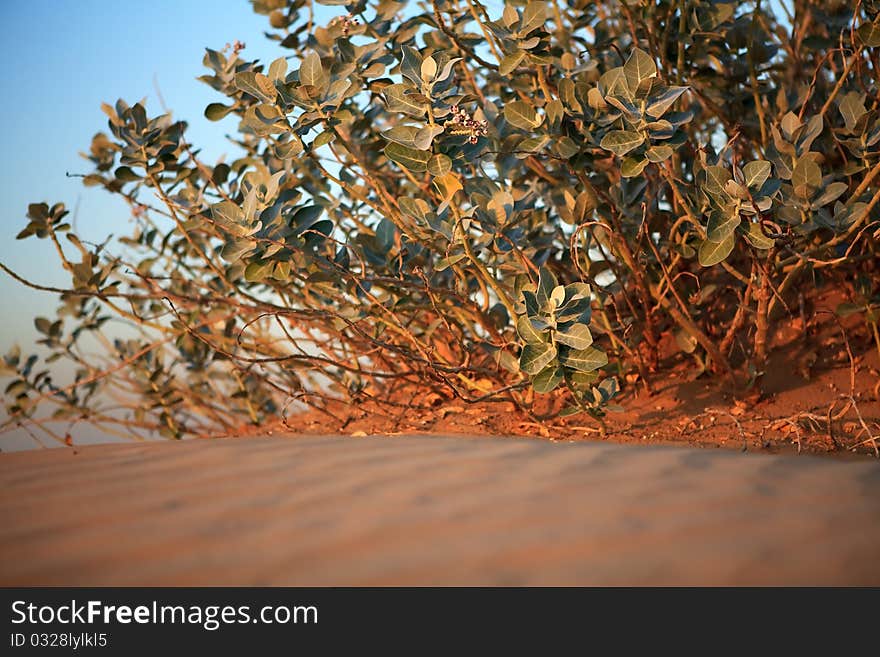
[0,0,288,351]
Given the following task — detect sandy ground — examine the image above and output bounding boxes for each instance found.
[0,434,878,586]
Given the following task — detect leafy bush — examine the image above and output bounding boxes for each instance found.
[3,0,880,441]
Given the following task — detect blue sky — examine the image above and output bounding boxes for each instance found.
[0,0,290,349]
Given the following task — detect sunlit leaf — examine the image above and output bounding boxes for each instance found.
[623,48,657,97]
[698,234,735,267]
[559,346,607,372]
[520,342,557,375]
[384,142,431,171]
[504,101,543,130]
[300,51,325,88]
[599,130,644,156]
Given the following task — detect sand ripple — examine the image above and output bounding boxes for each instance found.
[1,435,878,585]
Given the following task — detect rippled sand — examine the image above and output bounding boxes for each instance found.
[1,435,878,585]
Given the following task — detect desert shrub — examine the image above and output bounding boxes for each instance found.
[3,0,880,441]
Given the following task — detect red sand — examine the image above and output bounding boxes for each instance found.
[1,434,878,585]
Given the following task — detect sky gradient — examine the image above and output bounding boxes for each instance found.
[0,0,285,349]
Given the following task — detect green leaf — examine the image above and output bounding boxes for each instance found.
[274,137,303,159]
[858,18,880,47]
[598,377,619,400]
[383,83,427,117]
[645,144,674,162]
[698,233,735,267]
[268,56,288,82]
[623,48,657,97]
[312,131,335,148]
[555,323,593,350]
[300,51,325,88]
[291,204,324,230]
[600,67,630,99]
[234,71,276,103]
[563,282,592,304]
[838,92,867,132]
[559,346,607,372]
[433,172,462,207]
[400,46,423,86]
[798,114,824,152]
[504,101,542,130]
[499,50,526,76]
[517,315,547,344]
[521,1,547,35]
[742,160,771,189]
[812,181,848,208]
[553,136,579,159]
[382,126,422,148]
[519,135,552,153]
[520,342,557,375]
[374,217,396,251]
[605,95,640,118]
[323,78,352,106]
[706,208,741,242]
[435,253,466,271]
[791,157,822,191]
[532,365,563,393]
[646,119,675,140]
[384,143,431,172]
[545,98,564,127]
[724,180,748,200]
[420,56,437,81]
[34,317,52,335]
[646,85,688,118]
[114,166,141,182]
[535,266,558,307]
[211,200,244,227]
[221,237,253,261]
[487,189,514,225]
[427,154,452,177]
[244,260,273,282]
[399,197,431,222]
[703,165,732,200]
[559,79,583,112]
[742,222,774,249]
[434,57,461,84]
[599,130,644,156]
[620,156,649,177]
[241,104,286,135]
[834,201,867,229]
[414,125,443,150]
[780,111,801,141]
[205,102,234,121]
[502,4,519,27]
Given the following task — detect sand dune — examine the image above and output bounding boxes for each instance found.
[1,434,878,585]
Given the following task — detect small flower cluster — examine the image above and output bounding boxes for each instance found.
[448,105,488,144]
[224,40,246,55]
[329,13,360,36]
